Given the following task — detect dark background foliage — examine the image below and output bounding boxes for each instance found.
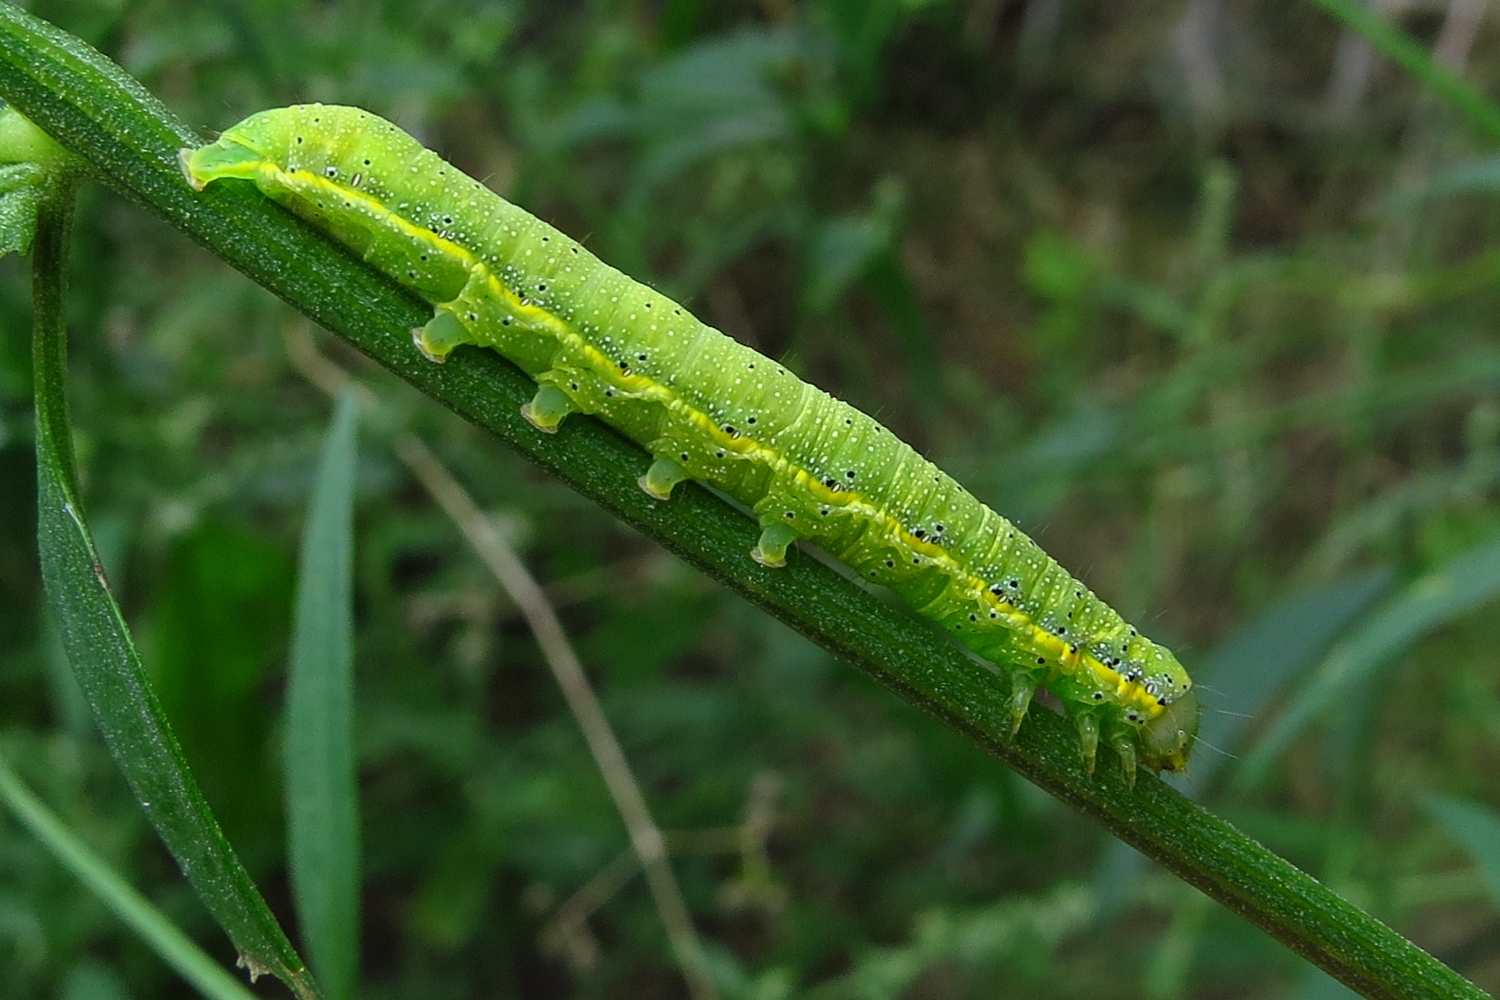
[4,0,1500,997]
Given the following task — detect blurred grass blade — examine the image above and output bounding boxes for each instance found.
[285,388,361,1000]
[800,178,941,420]
[1306,0,1500,143]
[0,754,260,1000]
[862,250,941,424]
[1239,536,1500,787]
[1424,796,1500,912]
[1406,156,1500,205]
[28,167,315,996]
[0,8,1489,998]
[1094,570,1393,911]
[1194,570,1390,787]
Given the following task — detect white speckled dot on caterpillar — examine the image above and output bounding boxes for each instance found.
[181,104,1198,782]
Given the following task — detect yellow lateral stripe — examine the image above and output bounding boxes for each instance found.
[275,163,1161,719]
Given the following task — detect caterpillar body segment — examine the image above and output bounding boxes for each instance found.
[183,105,1198,777]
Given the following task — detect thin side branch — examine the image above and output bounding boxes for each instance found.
[285,325,720,1000]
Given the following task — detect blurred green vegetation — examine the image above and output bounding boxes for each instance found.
[6,0,1500,997]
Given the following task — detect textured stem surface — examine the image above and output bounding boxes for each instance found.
[0,5,1485,998]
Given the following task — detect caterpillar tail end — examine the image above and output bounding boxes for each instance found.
[179,138,265,192]
[751,523,798,568]
[638,456,688,501]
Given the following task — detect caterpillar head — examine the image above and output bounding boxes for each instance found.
[1140,688,1199,773]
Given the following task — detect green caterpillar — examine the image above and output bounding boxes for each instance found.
[182,104,1198,781]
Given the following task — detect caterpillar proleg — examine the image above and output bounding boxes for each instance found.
[182,105,1198,780]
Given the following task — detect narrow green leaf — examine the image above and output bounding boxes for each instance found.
[1239,536,1500,787]
[1306,0,1500,144]
[0,753,260,1000]
[1425,796,1500,913]
[1195,571,1389,785]
[285,388,361,1000]
[26,146,315,997]
[0,8,1486,998]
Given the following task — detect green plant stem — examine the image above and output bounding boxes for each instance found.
[26,102,318,1000]
[0,5,1485,999]
[0,755,262,1000]
[1307,0,1500,144]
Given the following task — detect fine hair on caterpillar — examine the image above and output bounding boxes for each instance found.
[181,104,1199,783]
